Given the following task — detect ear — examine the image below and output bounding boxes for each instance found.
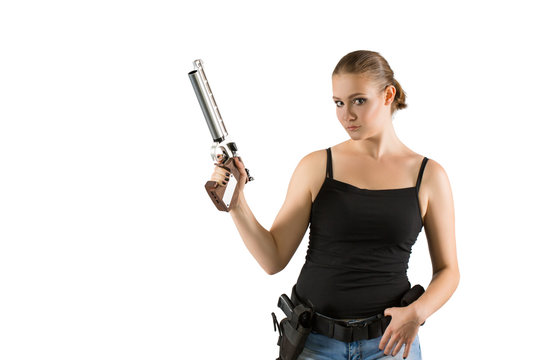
[384,84,396,106]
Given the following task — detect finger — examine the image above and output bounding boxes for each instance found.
[403,341,411,359]
[378,329,391,351]
[233,160,247,179]
[214,167,231,177]
[211,174,229,185]
[379,311,392,351]
[383,335,397,356]
[392,337,405,357]
[234,157,245,169]
[213,162,230,173]
[211,177,224,186]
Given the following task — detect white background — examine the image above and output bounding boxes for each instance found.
[1,1,539,359]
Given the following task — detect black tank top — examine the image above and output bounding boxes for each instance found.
[295,147,429,319]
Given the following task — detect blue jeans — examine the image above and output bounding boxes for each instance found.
[297,331,422,360]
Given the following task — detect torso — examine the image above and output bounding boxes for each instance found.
[309,141,429,225]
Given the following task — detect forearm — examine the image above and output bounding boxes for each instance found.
[410,267,460,324]
[229,191,281,274]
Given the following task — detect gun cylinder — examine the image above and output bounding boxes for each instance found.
[188,60,228,143]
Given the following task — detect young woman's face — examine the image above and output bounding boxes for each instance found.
[331,73,394,139]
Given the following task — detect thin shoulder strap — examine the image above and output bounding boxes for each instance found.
[415,157,429,192]
[326,147,333,179]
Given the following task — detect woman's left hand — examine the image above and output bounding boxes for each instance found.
[378,306,421,358]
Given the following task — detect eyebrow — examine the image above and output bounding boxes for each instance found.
[332,92,367,100]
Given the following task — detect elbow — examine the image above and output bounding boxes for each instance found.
[264,265,284,276]
[452,266,460,286]
[262,241,286,275]
[263,261,285,276]
[265,268,279,276]
[434,266,460,289]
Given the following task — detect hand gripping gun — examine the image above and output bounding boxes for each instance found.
[188,59,254,212]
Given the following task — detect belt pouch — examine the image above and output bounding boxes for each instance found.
[400,284,425,307]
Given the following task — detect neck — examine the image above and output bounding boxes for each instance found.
[346,119,404,160]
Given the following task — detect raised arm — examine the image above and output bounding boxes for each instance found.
[227,152,316,275]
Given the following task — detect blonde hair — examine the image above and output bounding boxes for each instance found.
[333,50,407,115]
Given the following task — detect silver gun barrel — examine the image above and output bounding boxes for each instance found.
[188,59,228,143]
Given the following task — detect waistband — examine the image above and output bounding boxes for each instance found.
[290,285,391,342]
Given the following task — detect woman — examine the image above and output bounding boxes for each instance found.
[211,50,459,359]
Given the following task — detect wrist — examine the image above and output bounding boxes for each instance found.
[229,191,245,215]
[409,301,426,325]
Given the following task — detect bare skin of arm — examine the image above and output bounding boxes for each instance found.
[222,151,320,275]
[409,159,460,323]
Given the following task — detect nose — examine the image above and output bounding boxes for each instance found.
[340,103,356,122]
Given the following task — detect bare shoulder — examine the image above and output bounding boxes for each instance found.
[423,158,451,186]
[422,157,453,202]
[298,148,327,171]
[297,148,327,203]
[407,152,452,223]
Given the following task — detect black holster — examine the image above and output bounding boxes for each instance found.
[271,290,314,360]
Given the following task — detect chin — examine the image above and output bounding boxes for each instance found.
[349,134,365,141]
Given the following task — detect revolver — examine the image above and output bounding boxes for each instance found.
[188,59,254,212]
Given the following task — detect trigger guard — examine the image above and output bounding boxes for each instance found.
[213,147,227,164]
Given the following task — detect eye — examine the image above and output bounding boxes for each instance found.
[353,98,366,105]
[334,98,367,107]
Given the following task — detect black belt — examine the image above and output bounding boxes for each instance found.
[290,286,393,343]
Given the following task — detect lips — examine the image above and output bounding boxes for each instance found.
[347,126,359,130]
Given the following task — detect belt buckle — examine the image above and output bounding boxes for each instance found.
[345,318,369,327]
[344,313,381,328]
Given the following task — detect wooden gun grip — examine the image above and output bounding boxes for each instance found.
[205,156,245,212]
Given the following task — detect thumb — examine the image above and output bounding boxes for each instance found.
[233,157,248,177]
[233,156,243,168]
[384,308,393,317]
